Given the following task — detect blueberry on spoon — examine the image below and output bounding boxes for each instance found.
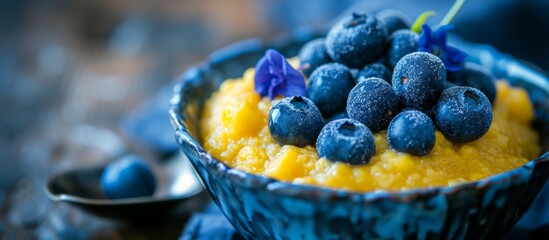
[101,155,156,199]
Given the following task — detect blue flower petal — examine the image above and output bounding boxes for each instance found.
[277,66,307,97]
[418,24,467,72]
[266,50,284,72]
[254,57,272,96]
[433,25,452,46]
[419,25,434,52]
[444,45,468,71]
[254,49,306,100]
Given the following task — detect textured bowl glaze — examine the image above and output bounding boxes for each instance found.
[170,30,549,239]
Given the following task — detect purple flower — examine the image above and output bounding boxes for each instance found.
[419,24,467,72]
[254,49,306,100]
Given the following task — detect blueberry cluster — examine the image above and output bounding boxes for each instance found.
[265,10,496,164]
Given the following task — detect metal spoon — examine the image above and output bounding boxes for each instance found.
[44,153,208,223]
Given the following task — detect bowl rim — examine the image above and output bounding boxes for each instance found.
[169,35,549,202]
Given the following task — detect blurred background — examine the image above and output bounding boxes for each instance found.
[1,0,548,239]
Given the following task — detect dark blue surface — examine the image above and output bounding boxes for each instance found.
[170,33,549,239]
[181,214,240,240]
[180,203,242,240]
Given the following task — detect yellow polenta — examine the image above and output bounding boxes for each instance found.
[200,68,540,192]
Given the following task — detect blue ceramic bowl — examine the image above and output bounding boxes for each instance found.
[170,30,549,239]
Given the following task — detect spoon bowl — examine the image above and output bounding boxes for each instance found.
[44,153,208,223]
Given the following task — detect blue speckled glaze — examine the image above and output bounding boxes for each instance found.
[170,29,549,239]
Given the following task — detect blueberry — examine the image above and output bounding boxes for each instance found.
[326,12,388,68]
[269,96,324,147]
[347,77,399,132]
[400,107,436,123]
[435,86,493,143]
[325,111,348,123]
[444,81,458,90]
[392,52,447,109]
[448,62,497,105]
[446,67,465,83]
[388,110,436,156]
[386,29,419,69]
[101,155,156,199]
[374,54,389,67]
[307,63,355,117]
[376,9,411,35]
[356,63,392,84]
[316,118,376,165]
[298,38,333,77]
